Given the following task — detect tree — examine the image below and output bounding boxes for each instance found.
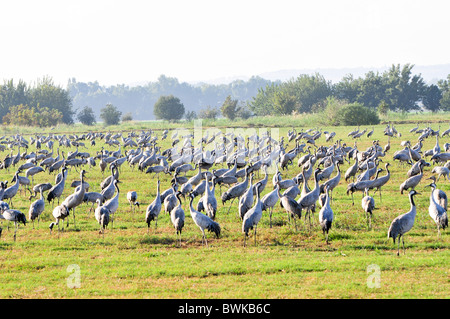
[100,103,122,125]
[29,76,74,124]
[153,95,185,122]
[2,104,62,127]
[422,84,442,112]
[77,106,96,125]
[198,106,220,120]
[272,91,299,115]
[221,95,240,120]
[437,75,450,112]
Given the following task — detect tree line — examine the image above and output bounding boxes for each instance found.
[1,64,450,127]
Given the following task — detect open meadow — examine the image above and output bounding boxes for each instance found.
[0,113,449,299]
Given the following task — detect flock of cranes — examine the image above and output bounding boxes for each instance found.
[0,122,448,257]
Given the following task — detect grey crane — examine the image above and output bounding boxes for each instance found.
[319,185,333,244]
[221,167,251,214]
[127,190,140,218]
[2,171,21,207]
[371,162,391,203]
[239,173,254,220]
[170,191,185,247]
[277,182,302,231]
[388,190,420,256]
[345,151,359,182]
[1,209,26,241]
[362,188,375,229]
[145,180,162,231]
[83,191,105,213]
[103,179,120,229]
[164,183,180,215]
[202,175,217,220]
[48,204,70,234]
[188,193,221,246]
[47,167,68,207]
[319,162,341,203]
[61,169,87,228]
[30,182,52,200]
[94,198,110,235]
[426,182,448,237]
[28,187,45,229]
[25,166,45,184]
[261,182,280,228]
[297,168,321,226]
[399,162,424,194]
[431,166,450,181]
[427,176,447,210]
[242,183,263,247]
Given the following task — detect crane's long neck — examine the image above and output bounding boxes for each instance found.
[409,194,417,212]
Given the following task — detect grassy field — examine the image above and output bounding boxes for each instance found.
[0,113,449,299]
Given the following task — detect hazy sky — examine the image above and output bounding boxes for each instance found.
[1,0,449,87]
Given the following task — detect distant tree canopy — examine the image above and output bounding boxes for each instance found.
[77,106,96,126]
[3,104,63,127]
[249,64,449,117]
[0,77,73,125]
[100,103,122,126]
[221,95,240,120]
[153,95,185,122]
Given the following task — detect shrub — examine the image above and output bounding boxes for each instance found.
[198,106,220,120]
[122,112,133,122]
[336,103,380,126]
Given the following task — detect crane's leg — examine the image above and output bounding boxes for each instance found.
[226,198,236,215]
[13,221,17,242]
[269,208,273,228]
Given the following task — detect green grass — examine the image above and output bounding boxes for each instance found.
[0,114,449,299]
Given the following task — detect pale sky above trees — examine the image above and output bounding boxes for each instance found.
[1,0,449,87]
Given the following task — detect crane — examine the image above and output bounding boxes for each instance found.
[103,179,121,229]
[242,183,263,247]
[1,209,27,241]
[127,190,140,218]
[170,191,185,247]
[94,198,110,235]
[48,204,70,234]
[426,182,448,237]
[188,193,221,246]
[145,180,162,231]
[388,190,420,256]
[61,169,87,229]
[319,185,333,244]
[362,188,375,229]
[28,187,45,229]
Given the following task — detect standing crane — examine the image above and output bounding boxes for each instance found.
[48,204,70,234]
[61,169,87,229]
[103,179,121,229]
[145,180,162,231]
[277,182,302,231]
[188,193,221,246]
[47,167,68,207]
[170,191,185,247]
[1,209,26,241]
[319,185,333,244]
[239,173,254,220]
[242,183,263,247]
[2,171,21,207]
[28,187,45,229]
[426,182,448,237]
[427,176,447,210]
[362,188,375,229]
[94,198,110,236]
[388,190,420,256]
[127,190,140,219]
